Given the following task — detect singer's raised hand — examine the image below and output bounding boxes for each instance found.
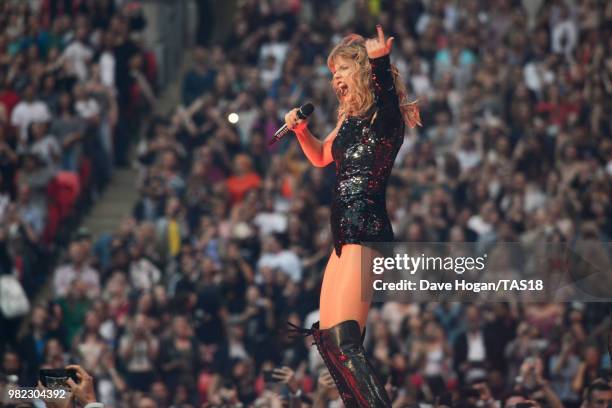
[365,25,394,59]
[284,108,308,133]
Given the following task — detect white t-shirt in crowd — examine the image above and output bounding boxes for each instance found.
[467,214,493,236]
[10,100,51,144]
[75,98,101,119]
[53,263,100,299]
[456,148,481,171]
[100,51,116,89]
[129,258,162,291]
[467,331,486,362]
[253,212,287,237]
[257,250,302,282]
[62,41,94,82]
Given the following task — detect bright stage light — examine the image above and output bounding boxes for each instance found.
[228,113,239,124]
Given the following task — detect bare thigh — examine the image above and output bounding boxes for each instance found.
[319,244,376,333]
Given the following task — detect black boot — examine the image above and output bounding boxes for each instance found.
[288,320,391,408]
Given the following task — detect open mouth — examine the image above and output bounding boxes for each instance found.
[335,81,349,97]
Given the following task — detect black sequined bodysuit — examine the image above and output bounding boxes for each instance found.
[331,55,404,257]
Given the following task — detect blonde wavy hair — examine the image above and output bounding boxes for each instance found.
[327,34,419,127]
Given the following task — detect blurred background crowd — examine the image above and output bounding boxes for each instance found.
[0,0,156,297]
[1,0,612,407]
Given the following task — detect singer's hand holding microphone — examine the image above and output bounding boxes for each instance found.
[269,103,314,146]
[285,105,310,131]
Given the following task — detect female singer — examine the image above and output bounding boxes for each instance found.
[285,25,421,407]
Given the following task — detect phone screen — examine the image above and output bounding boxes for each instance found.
[39,369,78,388]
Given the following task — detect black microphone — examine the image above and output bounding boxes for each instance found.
[268,103,315,146]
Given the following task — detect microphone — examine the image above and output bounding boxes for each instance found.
[268,102,315,146]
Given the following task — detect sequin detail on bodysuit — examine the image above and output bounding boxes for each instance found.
[330,55,404,257]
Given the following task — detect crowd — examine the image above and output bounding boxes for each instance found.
[2,0,612,407]
[0,0,156,299]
